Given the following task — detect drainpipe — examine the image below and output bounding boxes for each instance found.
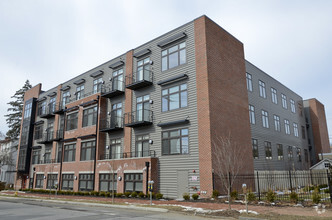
[58,107,67,190]
[92,96,100,191]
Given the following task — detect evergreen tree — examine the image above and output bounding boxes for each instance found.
[5,80,32,139]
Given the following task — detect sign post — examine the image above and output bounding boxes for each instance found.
[148,180,154,206]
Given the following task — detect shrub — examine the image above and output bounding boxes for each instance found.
[324,188,330,194]
[312,189,321,204]
[289,191,298,203]
[192,193,199,200]
[156,192,163,200]
[230,190,238,200]
[99,191,106,197]
[124,192,131,198]
[91,191,99,196]
[266,189,276,203]
[212,189,219,199]
[131,191,138,198]
[116,193,123,198]
[138,192,145,198]
[247,190,256,202]
[105,192,111,197]
[319,184,328,189]
[148,192,155,199]
[183,193,190,201]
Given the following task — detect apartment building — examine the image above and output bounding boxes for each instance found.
[0,138,18,186]
[15,15,330,199]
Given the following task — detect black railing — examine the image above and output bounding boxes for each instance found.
[38,103,56,118]
[38,159,57,164]
[54,102,65,114]
[99,116,123,132]
[36,130,63,144]
[125,69,153,90]
[124,109,153,127]
[99,150,156,160]
[101,80,125,98]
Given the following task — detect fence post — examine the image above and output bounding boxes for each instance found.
[326,169,332,203]
[289,170,293,192]
[256,171,261,201]
[229,172,232,193]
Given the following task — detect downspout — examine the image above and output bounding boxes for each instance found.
[58,108,67,190]
[92,95,100,191]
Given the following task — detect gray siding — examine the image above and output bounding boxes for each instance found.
[246,61,310,170]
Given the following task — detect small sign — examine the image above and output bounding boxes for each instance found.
[191,176,198,181]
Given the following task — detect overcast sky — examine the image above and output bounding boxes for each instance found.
[0,0,331,144]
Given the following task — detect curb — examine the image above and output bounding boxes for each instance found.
[0,195,168,213]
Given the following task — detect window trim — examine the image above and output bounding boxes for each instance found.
[161,83,188,112]
[161,41,186,72]
[162,128,189,156]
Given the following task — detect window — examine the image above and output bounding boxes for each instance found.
[281,94,287,109]
[301,126,306,139]
[273,115,280,132]
[93,78,103,94]
[34,124,43,140]
[284,119,290,134]
[111,103,122,127]
[112,68,124,91]
[265,141,272,160]
[288,146,293,160]
[162,128,189,155]
[259,80,266,98]
[20,125,29,146]
[23,102,32,119]
[246,73,253,92]
[304,149,309,163]
[62,174,74,190]
[277,144,283,160]
[82,106,97,127]
[79,174,94,191]
[38,101,47,116]
[66,112,78,131]
[124,173,143,192]
[136,135,149,157]
[271,88,278,104]
[261,110,269,128]
[76,85,84,100]
[81,140,96,161]
[47,174,58,189]
[107,139,122,159]
[296,148,302,162]
[162,42,186,71]
[62,91,70,108]
[137,57,150,81]
[35,174,44,188]
[293,123,299,137]
[32,150,41,164]
[63,143,76,162]
[99,173,117,192]
[44,147,51,163]
[57,144,62,163]
[49,97,56,113]
[162,84,187,112]
[290,99,296,113]
[249,105,255,125]
[252,139,258,159]
[136,95,150,121]
[324,163,331,168]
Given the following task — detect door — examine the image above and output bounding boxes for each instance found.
[136,95,150,122]
[177,170,188,199]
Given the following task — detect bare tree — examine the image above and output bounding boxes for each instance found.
[212,133,248,210]
[0,148,14,169]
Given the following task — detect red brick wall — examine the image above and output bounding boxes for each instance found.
[124,50,133,153]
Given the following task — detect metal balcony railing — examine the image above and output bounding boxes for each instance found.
[99,116,123,132]
[38,103,56,118]
[101,80,125,98]
[125,69,153,90]
[124,109,153,127]
[38,159,57,164]
[53,102,65,114]
[36,130,63,144]
[99,150,156,160]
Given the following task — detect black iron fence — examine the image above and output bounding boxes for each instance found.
[99,150,156,160]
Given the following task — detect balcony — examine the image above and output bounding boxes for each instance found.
[53,130,64,141]
[99,116,123,132]
[101,80,125,98]
[36,131,63,144]
[38,103,56,118]
[99,150,156,160]
[37,159,57,164]
[124,110,153,128]
[53,102,65,114]
[125,69,153,90]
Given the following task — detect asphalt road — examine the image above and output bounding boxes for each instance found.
[0,197,208,220]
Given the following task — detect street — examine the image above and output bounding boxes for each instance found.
[0,197,208,220]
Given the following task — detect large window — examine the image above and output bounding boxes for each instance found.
[34,124,43,140]
[81,140,96,161]
[99,173,117,192]
[137,57,150,81]
[249,105,255,125]
[49,97,56,113]
[273,115,280,131]
[246,73,253,92]
[44,147,51,163]
[111,103,122,127]
[62,174,74,191]
[47,174,58,189]
[162,128,189,155]
[93,78,103,94]
[288,146,293,160]
[20,125,29,146]
[66,112,78,131]
[64,143,76,162]
[79,174,94,191]
[281,94,287,109]
[261,110,269,128]
[35,174,44,188]
[76,85,84,100]
[23,102,32,119]
[297,148,302,162]
[162,83,187,112]
[136,135,149,157]
[271,88,278,104]
[284,119,290,134]
[124,173,143,192]
[112,68,124,91]
[32,150,41,165]
[82,106,97,127]
[62,91,70,108]
[265,141,272,160]
[108,139,122,159]
[162,42,186,71]
[293,123,299,137]
[38,101,47,116]
[277,144,283,160]
[259,80,266,98]
[136,95,150,121]
[290,99,296,113]
[252,139,258,159]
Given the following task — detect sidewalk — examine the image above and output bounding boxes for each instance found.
[1,190,332,219]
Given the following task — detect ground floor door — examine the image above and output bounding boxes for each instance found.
[177,170,188,199]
